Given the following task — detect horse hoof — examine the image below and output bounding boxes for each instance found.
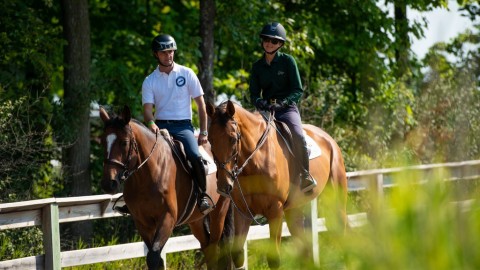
[216,189,230,197]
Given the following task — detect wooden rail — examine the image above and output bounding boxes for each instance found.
[1,160,479,269]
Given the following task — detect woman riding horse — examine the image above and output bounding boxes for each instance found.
[207,100,348,269]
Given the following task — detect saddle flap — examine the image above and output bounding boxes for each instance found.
[273,121,322,160]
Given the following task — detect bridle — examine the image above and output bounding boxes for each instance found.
[213,111,274,224]
[103,124,159,182]
[214,120,241,181]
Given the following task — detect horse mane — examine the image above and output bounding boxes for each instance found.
[214,100,261,125]
[103,111,152,137]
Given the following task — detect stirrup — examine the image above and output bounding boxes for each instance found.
[198,196,213,215]
[114,204,130,216]
[301,173,317,193]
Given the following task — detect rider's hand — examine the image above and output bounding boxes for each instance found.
[269,103,282,111]
[198,133,208,145]
[255,98,268,111]
[148,120,159,134]
[269,99,288,111]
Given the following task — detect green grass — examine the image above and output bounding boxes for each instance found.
[238,174,480,269]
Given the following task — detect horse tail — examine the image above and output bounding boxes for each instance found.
[219,199,234,268]
[328,140,350,232]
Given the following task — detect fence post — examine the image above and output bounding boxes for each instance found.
[42,203,61,270]
[367,174,384,223]
[243,240,249,270]
[161,248,167,268]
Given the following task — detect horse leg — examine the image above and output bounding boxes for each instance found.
[231,210,252,269]
[266,216,283,269]
[137,214,175,270]
[285,207,313,265]
[189,218,212,268]
[201,196,233,270]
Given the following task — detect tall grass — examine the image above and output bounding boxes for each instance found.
[243,169,480,269]
[338,170,480,270]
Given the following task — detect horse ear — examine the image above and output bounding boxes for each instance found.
[206,102,215,117]
[99,106,110,123]
[226,100,235,117]
[121,105,131,124]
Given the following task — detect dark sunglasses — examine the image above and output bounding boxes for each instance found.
[262,37,281,45]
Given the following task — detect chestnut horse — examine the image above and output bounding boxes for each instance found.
[206,100,348,269]
[99,105,232,270]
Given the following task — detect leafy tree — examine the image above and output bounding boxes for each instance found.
[0,0,63,202]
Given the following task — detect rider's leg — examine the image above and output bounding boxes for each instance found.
[163,121,212,214]
[275,105,317,192]
[190,156,212,214]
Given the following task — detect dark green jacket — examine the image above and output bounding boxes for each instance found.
[249,51,303,105]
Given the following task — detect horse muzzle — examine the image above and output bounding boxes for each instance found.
[216,182,233,197]
[101,176,120,194]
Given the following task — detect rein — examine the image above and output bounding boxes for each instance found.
[215,110,275,225]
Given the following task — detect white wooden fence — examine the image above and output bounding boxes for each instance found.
[1,160,479,269]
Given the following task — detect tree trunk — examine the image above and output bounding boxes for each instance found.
[61,0,93,241]
[394,0,410,77]
[199,0,216,105]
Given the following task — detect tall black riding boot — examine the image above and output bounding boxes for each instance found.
[300,140,317,193]
[191,157,213,214]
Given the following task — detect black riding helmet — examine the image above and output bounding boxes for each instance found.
[259,22,286,42]
[151,34,177,52]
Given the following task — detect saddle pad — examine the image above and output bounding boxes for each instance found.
[199,147,217,175]
[304,130,322,159]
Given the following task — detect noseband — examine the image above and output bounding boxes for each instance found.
[214,113,274,181]
[104,125,158,182]
[214,120,242,181]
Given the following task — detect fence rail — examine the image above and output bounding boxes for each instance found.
[1,160,480,269]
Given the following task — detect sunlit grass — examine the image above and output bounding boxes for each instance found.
[339,171,480,270]
[238,169,480,270]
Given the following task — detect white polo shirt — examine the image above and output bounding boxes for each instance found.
[142,63,204,120]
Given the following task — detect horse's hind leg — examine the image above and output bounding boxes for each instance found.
[189,218,211,268]
[285,206,313,265]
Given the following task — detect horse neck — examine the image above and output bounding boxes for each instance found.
[131,123,171,167]
[236,108,269,153]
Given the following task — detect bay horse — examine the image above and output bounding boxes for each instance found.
[99,105,232,270]
[206,100,348,269]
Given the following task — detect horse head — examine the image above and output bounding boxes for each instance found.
[207,100,242,196]
[99,105,139,194]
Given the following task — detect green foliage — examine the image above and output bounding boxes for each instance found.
[0,227,43,260]
[341,176,480,269]
[0,96,62,202]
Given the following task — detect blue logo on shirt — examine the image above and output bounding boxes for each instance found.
[176,76,186,87]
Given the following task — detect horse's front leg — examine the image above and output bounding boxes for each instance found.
[231,210,252,269]
[138,213,175,270]
[267,215,283,269]
[191,196,232,270]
